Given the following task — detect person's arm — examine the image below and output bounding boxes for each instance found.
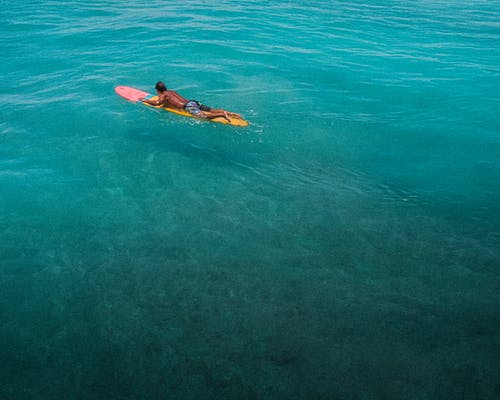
[143,92,169,106]
[142,96,161,106]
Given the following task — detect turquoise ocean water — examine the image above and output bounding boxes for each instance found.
[1,0,499,398]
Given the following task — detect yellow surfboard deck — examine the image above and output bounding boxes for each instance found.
[144,96,249,127]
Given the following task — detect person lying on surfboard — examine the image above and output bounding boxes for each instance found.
[141,81,241,122]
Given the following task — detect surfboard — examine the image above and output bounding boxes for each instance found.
[115,86,249,127]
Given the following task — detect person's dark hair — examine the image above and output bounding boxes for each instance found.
[155,81,167,92]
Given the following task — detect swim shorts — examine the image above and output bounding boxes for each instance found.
[184,100,211,116]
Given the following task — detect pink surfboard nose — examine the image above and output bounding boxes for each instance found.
[115,86,150,102]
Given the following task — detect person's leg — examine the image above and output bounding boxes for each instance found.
[203,110,231,122]
[209,108,241,119]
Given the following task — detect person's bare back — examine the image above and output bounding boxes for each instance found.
[162,90,188,109]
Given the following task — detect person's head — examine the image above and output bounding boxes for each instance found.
[155,81,167,93]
